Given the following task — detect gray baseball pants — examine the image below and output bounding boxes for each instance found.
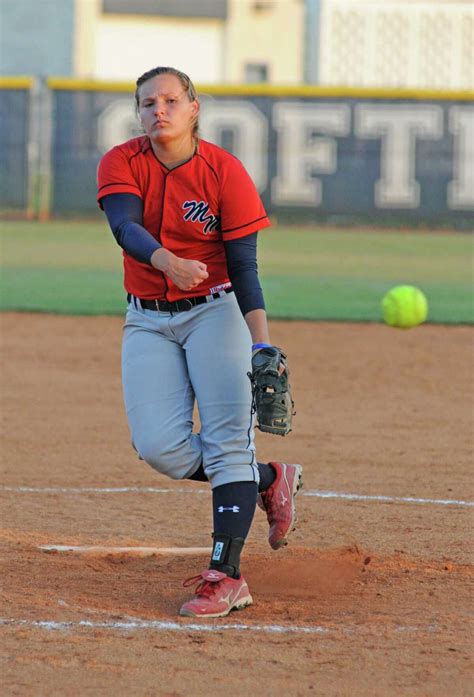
[121,292,259,489]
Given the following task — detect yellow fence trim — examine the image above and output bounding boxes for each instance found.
[47,77,134,92]
[45,77,474,101]
[0,76,34,89]
[197,85,474,101]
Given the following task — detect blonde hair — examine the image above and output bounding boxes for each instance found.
[135,66,199,139]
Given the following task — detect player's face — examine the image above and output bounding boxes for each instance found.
[137,74,199,144]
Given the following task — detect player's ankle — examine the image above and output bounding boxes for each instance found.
[209,534,244,579]
[209,562,240,579]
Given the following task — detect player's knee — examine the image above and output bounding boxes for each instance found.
[134,433,185,480]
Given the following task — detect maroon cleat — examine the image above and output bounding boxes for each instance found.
[258,462,303,550]
[179,570,253,618]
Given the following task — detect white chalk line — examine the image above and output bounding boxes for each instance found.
[0,485,472,507]
[39,544,211,556]
[0,616,438,637]
[304,491,474,507]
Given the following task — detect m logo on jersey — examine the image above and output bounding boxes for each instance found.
[182,200,220,234]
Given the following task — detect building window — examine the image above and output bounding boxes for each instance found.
[244,63,269,83]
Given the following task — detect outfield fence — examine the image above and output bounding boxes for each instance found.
[0,78,33,216]
[1,77,473,228]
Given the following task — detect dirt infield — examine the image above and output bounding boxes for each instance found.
[0,312,472,696]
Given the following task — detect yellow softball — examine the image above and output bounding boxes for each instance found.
[381,285,428,328]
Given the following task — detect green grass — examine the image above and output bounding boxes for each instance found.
[0,220,472,323]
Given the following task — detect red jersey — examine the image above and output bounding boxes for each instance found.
[97,136,271,301]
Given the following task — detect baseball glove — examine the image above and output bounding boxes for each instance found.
[248,345,294,436]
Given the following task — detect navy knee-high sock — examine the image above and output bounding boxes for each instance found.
[209,481,258,578]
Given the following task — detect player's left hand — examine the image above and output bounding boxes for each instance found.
[248,345,294,436]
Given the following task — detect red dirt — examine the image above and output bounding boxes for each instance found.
[0,313,472,696]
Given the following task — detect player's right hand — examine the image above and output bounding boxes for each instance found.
[151,249,209,291]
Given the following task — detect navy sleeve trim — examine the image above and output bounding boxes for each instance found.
[98,181,141,194]
[221,215,267,234]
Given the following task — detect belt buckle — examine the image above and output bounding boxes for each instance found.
[154,299,160,311]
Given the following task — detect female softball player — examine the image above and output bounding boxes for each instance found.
[97,66,302,618]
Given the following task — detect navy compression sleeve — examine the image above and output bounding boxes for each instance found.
[101,193,161,265]
[224,233,265,316]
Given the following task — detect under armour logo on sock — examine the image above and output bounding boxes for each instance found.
[217,506,240,513]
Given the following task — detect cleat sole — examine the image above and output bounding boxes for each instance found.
[180,595,253,619]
